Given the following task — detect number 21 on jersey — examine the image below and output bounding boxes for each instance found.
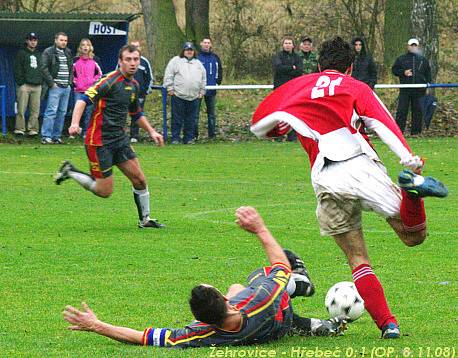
[311,75,343,99]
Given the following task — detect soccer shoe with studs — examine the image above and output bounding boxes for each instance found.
[284,249,315,297]
[54,160,75,185]
[289,314,348,337]
[381,322,400,339]
[138,218,165,229]
[398,170,448,198]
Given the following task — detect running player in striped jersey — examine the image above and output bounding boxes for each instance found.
[63,207,347,348]
[250,37,448,338]
[54,44,165,229]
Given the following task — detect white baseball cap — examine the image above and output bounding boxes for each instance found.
[408,38,419,46]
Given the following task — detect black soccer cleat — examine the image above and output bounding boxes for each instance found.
[289,314,348,337]
[54,160,75,185]
[138,218,165,229]
[284,249,315,297]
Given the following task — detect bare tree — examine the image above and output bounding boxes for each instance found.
[141,0,186,77]
[383,0,412,71]
[185,0,209,44]
[411,0,438,81]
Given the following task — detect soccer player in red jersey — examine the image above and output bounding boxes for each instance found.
[251,37,447,338]
[63,207,347,347]
[54,45,165,228]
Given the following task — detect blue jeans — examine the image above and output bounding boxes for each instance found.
[41,86,71,139]
[74,91,94,135]
[198,95,217,138]
[171,96,199,143]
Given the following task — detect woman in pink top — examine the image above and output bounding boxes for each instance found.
[73,39,102,137]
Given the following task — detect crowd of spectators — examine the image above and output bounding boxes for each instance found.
[10,31,432,143]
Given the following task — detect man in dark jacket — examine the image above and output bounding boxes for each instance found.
[392,38,432,135]
[351,36,377,89]
[41,32,73,144]
[128,40,153,143]
[273,36,303,141]
[13,32,43,136]
[273,36,303,89]
[197,37,222,139]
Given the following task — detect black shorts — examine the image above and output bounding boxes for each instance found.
[85,137,137,178]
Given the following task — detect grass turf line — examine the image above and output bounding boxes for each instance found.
[0,138,457,357]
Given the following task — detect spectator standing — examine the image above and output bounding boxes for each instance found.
[197,37,223,140]
[41,32,73,144]
[298,37,318,74]
[273,36,303,141]
[392,38,431,135]
[164,42,206,144]
[351,37,377,89]
[73,38,102,138]
[128,40,153,143]
[13,32,43,136]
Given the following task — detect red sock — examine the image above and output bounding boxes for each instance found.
[400,191,426,232]
[352,264,397,329]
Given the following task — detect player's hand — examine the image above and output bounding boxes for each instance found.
[168,90,174,96]
[63,302,98,331]
[400,155,424,173]
[68,124,81,136]
[236,206,267,234]
[149,130,164,147]
[404,69,413,77]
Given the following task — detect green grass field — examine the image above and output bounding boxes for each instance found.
[0,138,457,357]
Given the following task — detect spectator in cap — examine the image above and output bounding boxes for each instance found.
[392,38,431,135]
[163,41,206,144]
[13,33,43,136]
[298,37,318,75]
[351,36,377,89]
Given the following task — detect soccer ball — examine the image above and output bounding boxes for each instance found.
[325,281,365,321]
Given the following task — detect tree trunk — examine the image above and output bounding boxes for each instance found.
[383,0,413,72]
[141,0,186,78]
[185,0,210,45]
[411,0,438,82]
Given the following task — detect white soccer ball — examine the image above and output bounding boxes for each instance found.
[325,281,365,321]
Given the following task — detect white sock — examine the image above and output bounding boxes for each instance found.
[68,171,96,192]
[133,187,150,221]
[310,318,322,333]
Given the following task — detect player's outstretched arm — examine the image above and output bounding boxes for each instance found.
[63,302,143,345]
[137,116,164,146]
[236,206,290,269]
[69,100,87,136]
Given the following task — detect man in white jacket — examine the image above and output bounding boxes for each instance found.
[164,42,206,144]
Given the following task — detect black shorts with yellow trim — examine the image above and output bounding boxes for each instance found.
[85,137,137,179]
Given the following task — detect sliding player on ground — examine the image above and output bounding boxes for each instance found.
[63,207,347,347]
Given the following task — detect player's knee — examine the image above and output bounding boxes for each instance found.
[403,231,426,247]
[132,175,147,190]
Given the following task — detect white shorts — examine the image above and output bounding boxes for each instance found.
[313,154,401,236]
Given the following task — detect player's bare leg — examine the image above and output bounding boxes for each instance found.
[387,217,426,247]
[333,229,400,338]
[117,158,164,228]
[55,160,113,198]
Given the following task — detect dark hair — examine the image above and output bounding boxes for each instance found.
[301,36,312,44]
[55,32,67,39]
[189,285,227,326]
[281,35,295,47]
[118,44,141,60]
[318,37,354,73]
